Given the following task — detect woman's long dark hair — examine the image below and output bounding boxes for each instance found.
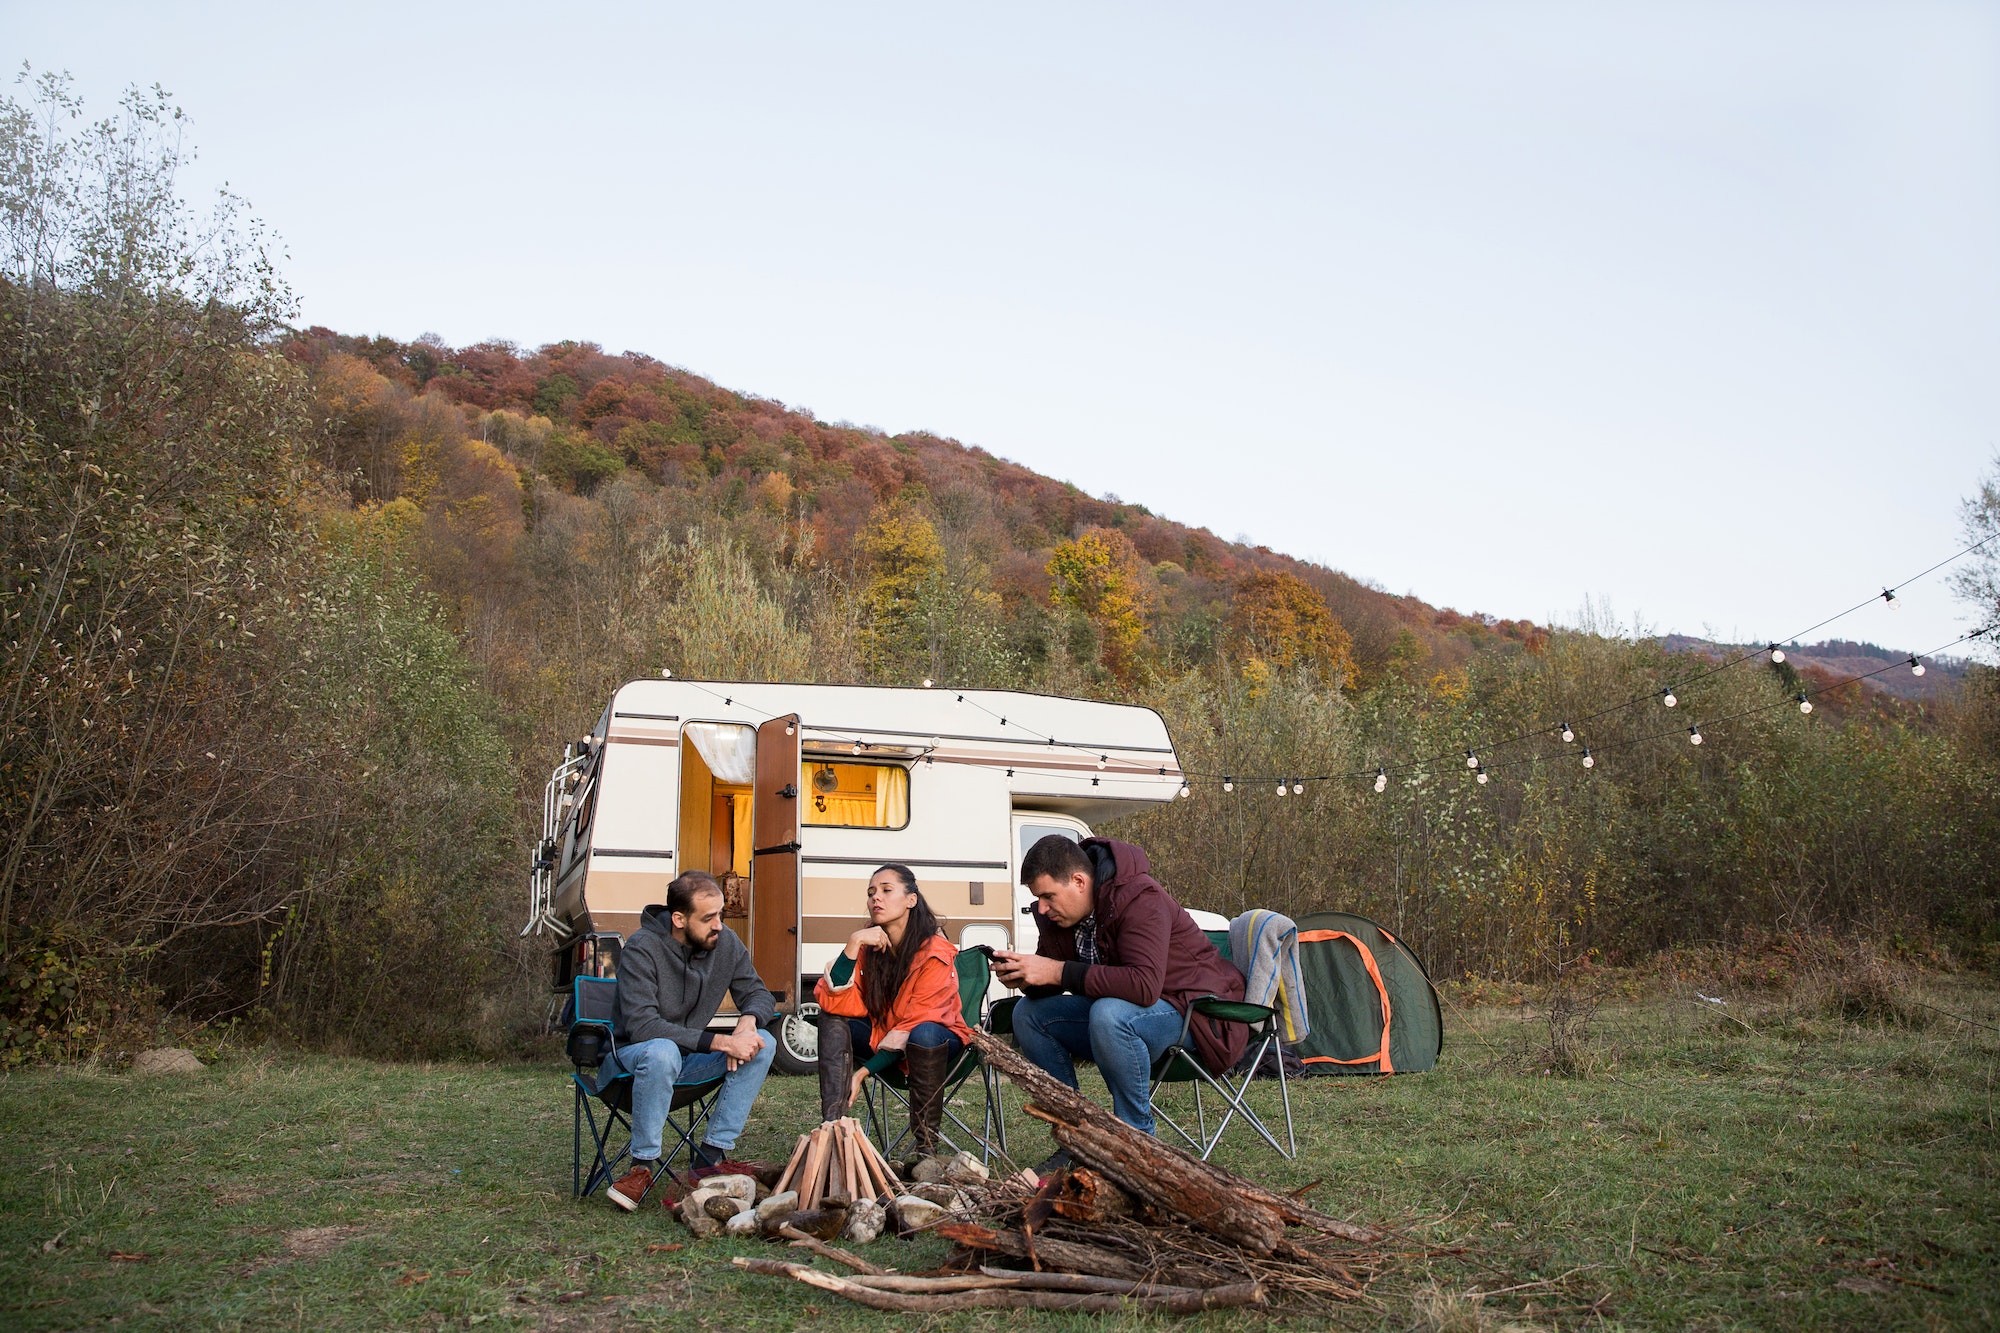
[861,863,944,1024]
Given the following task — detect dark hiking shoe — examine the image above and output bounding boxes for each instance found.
[605,1164,654,1211]
[1032,1149,1071,1181]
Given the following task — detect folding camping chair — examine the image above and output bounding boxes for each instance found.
[1146,928,1296,1160]
[566,976,726,1201]
[860,947,1008,1164]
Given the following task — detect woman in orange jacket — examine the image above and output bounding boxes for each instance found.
[814,863,971,1159]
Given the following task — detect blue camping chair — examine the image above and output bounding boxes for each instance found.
[566,976,726,1201]
[860,949,1008,1164]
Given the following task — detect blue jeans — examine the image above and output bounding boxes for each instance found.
[847,1018,965,1068]
[1012,993,1182,1134]
[605,1031,775,1163]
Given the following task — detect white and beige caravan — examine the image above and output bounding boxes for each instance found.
[525,680,1185,1073]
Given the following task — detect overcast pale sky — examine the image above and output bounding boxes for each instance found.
[7,2,1996,655]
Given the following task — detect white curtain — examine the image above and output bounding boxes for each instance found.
[684,722,757,785]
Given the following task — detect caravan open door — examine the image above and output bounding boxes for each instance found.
[751,714,802,1006]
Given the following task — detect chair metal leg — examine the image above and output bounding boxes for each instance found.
[1276,1047,1296,1156]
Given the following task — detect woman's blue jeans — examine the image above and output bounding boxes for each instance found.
[1011,994,1182,1134]
[848,1017,964,1067]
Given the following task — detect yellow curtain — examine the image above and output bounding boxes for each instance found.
[799,762,910,827]
[731,793,753,877]
[875,765,909,828]
[806,793,878,826]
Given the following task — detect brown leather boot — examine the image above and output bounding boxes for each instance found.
[815,1011,854,1124]
[904,1041,953,1159]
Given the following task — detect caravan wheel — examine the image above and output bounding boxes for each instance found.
[774,1001,819,1076]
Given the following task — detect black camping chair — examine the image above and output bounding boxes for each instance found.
[567,976,726,1201]
[1146,929,1296,1160]
[860,948,1008,1164]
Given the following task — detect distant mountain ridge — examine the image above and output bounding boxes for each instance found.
[1659,635,1967,702]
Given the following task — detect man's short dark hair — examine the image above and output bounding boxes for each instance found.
[1020,834,1091,887]
[667,871,723,918]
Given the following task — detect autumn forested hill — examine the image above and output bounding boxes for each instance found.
[286,329,1546,685]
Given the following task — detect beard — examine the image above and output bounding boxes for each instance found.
[693,925,722,951]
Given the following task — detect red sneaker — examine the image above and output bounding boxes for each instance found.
[605,1164,654,1211]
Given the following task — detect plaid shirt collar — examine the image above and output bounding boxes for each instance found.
[1072,912,1101,966]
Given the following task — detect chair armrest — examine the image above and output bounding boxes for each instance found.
[986,996,1020,1036]
[1191,996,1276,1026]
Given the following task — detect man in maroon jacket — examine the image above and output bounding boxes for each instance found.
[992,835,1246,1152]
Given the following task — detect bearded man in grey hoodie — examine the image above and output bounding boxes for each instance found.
[603,871,776,1211]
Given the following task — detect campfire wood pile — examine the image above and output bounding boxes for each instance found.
[773,1118,901,1209]
[730,1029,1446,1316]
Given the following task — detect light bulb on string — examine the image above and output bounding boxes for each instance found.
[1465,750,1479,769]
[1560,722,1574,743]
[1223,776,1234,792]
[1663,687,1678,708]
[921,677,933,688]
[1798,693,1813,714]
[852,741,863,755]
[1293,780,1305,795]
[1882,588,1899,610]
[1097,755,1107,770]
[1275,781,1287,797]
[660,667,672,678]
[1909,656,1925,677]
[1688,725,1703,746]
[1582,747,1595,768]
[1476,770,1489,785]
[1768,645,1785,664]
[784,721,796,737]
[1374,767,1388,793]
[954,694,964,706]
[1179,782,1191,799]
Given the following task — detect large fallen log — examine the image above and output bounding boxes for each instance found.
[971,1029,1381,1248]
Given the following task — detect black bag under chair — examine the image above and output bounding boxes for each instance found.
[566,976,726,1201]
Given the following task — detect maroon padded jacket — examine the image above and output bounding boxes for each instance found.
[1026,837,1248,1075]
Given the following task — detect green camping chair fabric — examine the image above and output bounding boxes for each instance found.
[861,947,1008,1163]
[1145,928,1296,1160]
[1291,912,1442,1075]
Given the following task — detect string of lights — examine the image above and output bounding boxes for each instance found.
[1356,532,1999,781]
[1190,624,1992,793]
[923,541,1995,793]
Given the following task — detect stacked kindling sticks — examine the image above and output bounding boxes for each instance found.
[772,1118,901,1209]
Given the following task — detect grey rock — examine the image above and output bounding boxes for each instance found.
[130,1048,205,1076]
[723,1209,760,1237]
[842,1197,885,1244]
[754,1190,799,1223]
[940,1151,990,1183]
[893,1194,944,1232]
[700,1168,752,1200]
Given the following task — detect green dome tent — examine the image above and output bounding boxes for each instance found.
[1292,911,1443,1075]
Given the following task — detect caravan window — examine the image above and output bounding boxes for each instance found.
[801,762,910,829]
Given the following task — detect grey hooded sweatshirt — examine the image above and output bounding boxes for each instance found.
[615,904,776,1052]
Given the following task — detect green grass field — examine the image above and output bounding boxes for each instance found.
[2,981,1995,1331]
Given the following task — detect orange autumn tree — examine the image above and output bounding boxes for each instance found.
[1229,569,1357,688]
[1047,527,1153,680]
